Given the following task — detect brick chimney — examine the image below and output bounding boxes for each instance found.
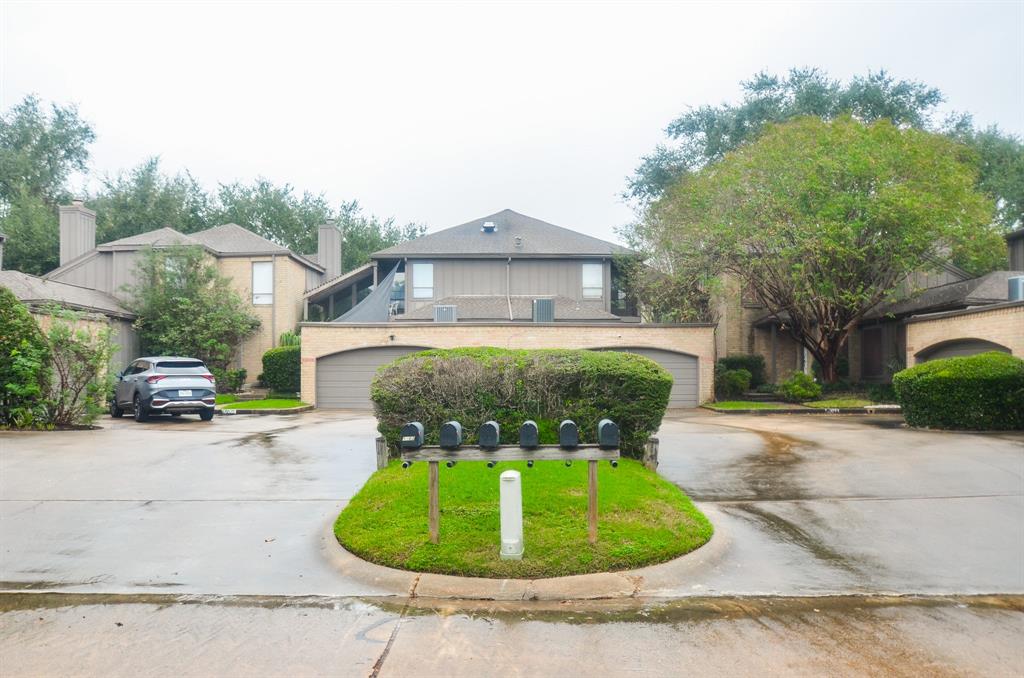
[317,221,342,280]
[58,200,97,266]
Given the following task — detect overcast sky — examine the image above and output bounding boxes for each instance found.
[2,1,1021,244]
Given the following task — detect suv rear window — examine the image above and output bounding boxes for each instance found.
[156,361,207,373]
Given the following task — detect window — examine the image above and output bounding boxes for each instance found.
[412,262,433,299]
[252,261,273,305]
[582,262,603,299]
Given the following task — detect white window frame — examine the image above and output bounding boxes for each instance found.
[252,261,273,305]
[412,262,434,299]
[582,262,603,299]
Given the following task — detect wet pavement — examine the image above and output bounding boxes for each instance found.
[2,409,1023,675]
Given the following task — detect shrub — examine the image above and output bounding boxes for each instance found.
[866,383,897,404]
[776,371,822,402]
[279,331,301,347]
[892,352,1024,430]
[717,355,766,387]
[262,346,300,393]
[715,366,751,399]
[0,287,50,427]
[372,348,672,458]
[39,307,117,427]
[211,367,247,394]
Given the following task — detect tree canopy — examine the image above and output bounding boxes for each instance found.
[642,116,998,381]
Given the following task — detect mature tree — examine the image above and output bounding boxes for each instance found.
[627,68,1023,235]
[0,95,95,273]
[337,200,426,272]
[127,245,260,374]
[89,157,213,243]
[646,116,998,382]
[213,179,334,255]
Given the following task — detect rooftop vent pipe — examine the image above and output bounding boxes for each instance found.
[482,221,497,233]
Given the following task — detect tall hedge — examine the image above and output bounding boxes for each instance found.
[717,354,766,387]
[892,352,1024,430]
[371,347,673,458]
[0,287,50,427]
[261,345,300,393]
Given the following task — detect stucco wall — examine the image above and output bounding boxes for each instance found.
[299,323,716,406]
[905,302,1024,366]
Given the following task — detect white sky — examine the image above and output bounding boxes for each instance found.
[2,1,1022,244]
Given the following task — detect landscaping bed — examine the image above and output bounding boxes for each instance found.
[334,459,712,579]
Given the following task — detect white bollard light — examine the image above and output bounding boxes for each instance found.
[499,470,524,560]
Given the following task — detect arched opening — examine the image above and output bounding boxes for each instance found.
[916,338,1010,363]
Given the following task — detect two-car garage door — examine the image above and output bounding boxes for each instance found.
[315,345,699,409]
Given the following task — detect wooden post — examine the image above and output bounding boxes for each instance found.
[643,437,659,472]
[587,459,598,544]
[428,461,440,544]
[375,436,389,470]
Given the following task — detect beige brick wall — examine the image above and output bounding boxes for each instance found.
[217,255,309,381]
[299,323,717,405]
[905,303,1024,366]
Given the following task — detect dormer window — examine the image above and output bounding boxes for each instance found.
[582,262,603,299]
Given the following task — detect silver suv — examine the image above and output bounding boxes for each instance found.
[111,357,217,422]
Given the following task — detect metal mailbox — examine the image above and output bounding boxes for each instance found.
[478,420,501,449]
[519,420,539,449]
[439,421,463,449]
[558,419,579,449]
[597,418,619,449]
[400,421,425,449]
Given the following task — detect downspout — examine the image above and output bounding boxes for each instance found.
[506,257,513,320]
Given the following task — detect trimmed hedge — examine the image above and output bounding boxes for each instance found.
[893,352,1024,430]
[715,366,751,399]
[262,345,300,393]
[371,347,673,458]
[717,355,766,387]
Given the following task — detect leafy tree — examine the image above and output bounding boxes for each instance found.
[128,245,260,372]
[627,68,1023,234]
[213,179,335,255]
[0,286,50,427]
[337,200,425,272]
[647,116,997,382]
[0,95,95,274]
[89,157,213,243]
[39,306,117,427]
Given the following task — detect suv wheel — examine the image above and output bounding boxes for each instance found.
[199,409,215,422]
[133,394,148,422]
[110,399,124,418]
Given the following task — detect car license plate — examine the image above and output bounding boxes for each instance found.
[179,390,192,397]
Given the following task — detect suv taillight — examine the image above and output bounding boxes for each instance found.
[201,373,215,382]
[146,375,166,384]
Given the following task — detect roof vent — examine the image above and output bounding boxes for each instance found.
[482,221,497,233]
[532,298,554,323]
[514,236,523,249]
[434,304,458,322]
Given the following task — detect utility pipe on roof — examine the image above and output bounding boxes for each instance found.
[506,257,513,321]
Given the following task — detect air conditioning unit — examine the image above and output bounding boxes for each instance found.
[1009,276,1024,302]
[433,305,457,322]
[532,298,554,323]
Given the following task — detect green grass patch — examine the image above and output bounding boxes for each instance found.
[215,394,238,405]
[707,401,785,410]
[335,459,712,578]
[804,398,875,408]
[225,398,307,410]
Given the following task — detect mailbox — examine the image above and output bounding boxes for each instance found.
[558,419,579,449]
[519,420,539,449]
[400,422,425,449]
[597,419,619,449]
[439,421,463,449]
[478,420,500,449]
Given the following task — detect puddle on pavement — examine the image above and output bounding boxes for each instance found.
[689,430,814,503]
[227,427,309,467]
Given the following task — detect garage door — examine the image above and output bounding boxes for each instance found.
[917,339,1010,362]
[601,347,699,408]
[316,346,429,409]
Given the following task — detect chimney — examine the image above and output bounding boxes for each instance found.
[317,221,342,280]
[58,200,97,266]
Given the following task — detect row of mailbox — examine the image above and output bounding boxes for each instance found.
[400,418,620,451]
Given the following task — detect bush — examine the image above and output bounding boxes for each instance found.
[211,367,247,394]
[717,355,766,387]
[40,307,117,427]
[262,346,300,393]
[715,366,751,399]
[0,287,50,427]
[279,331,301,347]
[866,383,897,404]
[892,352,1024,430]
[776,371,822,402]
[372,348,672,458]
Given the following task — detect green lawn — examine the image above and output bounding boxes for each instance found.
[335,459,712,579]
[707,400,785,410]
[215,394,238,405]
[804,398,875,408]
[223,398,307,410]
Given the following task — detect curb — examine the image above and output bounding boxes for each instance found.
[702,406,902,416]
[217,405,314,416]
[319,505,729,601]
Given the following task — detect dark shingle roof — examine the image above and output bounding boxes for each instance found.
[0,270,134,318]
[100,227,202,248]
[399,295,622,322]
[372,209,633,259]
[190,223,291,255]
[863,270,1024,319]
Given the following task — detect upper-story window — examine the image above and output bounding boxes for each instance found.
[252,261,273,305]
[582,262,603,299]
[412,262,433,299]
